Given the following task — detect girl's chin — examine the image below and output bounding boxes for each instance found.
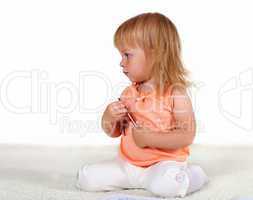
[127,76,142,83]
[127,76,134,81]
[129,78,138,82]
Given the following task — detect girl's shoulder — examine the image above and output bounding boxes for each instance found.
[120,82,138,97]
[169,86,193,115]
[162,84,191,110]
[119,83,138,102]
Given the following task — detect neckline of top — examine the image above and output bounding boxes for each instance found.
[132,82,173,98]
[132,82,156,99]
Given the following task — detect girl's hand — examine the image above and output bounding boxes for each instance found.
[105,100,128,123]
[132,123,153,148]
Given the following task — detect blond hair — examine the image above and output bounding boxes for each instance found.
[114,12,193,96]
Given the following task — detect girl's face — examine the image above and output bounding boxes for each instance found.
[119,46,152,83]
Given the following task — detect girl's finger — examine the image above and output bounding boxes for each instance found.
[114,103,127,110]
[118,104,127,110]
[118,108,128,114]
[112,105,125,113]
[135,121,142,128]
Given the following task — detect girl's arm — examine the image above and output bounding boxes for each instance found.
[132,88,196,149]
[101,115,121,138]
[101,97,129,138]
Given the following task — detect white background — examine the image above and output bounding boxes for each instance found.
[0,0,252,146]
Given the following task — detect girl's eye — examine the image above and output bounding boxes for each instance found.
[124,53,131,59]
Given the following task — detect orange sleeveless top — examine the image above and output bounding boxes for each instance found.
[117,82,190,168]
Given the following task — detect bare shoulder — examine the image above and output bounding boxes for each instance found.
[120,84,137,99]
[171,87,196,133]
[171,87,193,114]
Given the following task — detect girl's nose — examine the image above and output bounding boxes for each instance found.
[120,60,125,68]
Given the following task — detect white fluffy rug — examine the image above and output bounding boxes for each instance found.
[0,144,252,200]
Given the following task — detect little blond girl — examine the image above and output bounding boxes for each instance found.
[76,12,209,198]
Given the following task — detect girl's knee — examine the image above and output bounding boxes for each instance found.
[76,165,98,191]
[145,167,190,198]
[76,162,128,192]
[188,165,209,185]
[185,165,209,195]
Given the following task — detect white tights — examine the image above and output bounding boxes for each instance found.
[76,156,209,198]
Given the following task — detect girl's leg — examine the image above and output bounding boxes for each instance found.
[141,161,209,198]
[185,164,209,194]
[76,157,132,192]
